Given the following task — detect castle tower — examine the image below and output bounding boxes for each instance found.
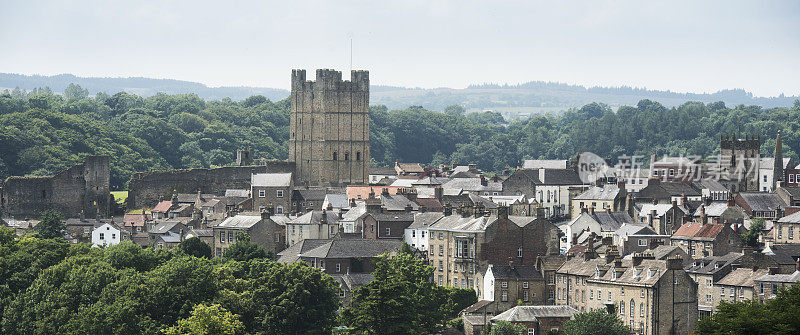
[774,130,784,189]
[719,134,760,192]
[236,147,253,166]
[289,69,370,186]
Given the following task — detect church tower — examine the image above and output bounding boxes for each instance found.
[289,69,370,186]
[773,130,784,189]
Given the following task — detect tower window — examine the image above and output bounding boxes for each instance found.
[356,152,361,161]
[345,152,349,161]
[333,152,337,161]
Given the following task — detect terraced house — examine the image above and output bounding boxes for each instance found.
[555,250,697,335]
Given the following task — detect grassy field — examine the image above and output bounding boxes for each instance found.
[110,191,128,204]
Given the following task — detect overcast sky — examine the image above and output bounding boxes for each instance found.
[1,0,798,96]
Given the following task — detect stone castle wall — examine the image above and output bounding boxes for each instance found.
[127,161,295,209]
[1,156,110,219]
[289,69,370,186]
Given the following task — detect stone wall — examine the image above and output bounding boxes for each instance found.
[127,161,294,209]
[1,156,110,219]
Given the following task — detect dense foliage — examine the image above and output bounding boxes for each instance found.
[562,310,631,335]
[2,85,799,190]
[696,284,800,335]
[341,253,476,334]
[0,228,339,335]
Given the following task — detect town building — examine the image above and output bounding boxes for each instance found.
[482,264,546,313]
[286,209,341,246]
[91,222,130,248]
[489,305,579,335]
[277,238,401,274]
[671,219,743,259]
[251,172,292,215]
[684,252,742,317]
[213,211,285,257]
[571,182,628,219]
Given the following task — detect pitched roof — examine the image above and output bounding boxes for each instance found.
[523,159,569,170]
[277,239,331,263]
[673,222,725,240]
[755,270,800,284]
[415,198,444,212]
[537,169,584,185]
[492,305,579,323]
[225,189,250,198]
[637,181,701,199]
[693,202,732,217]
[346,186,403,200]
[408,212,445,229]
[153,201,173,213]
[217,215,262,229]
[149,221,179,234]
[779,211,800,224]
[380,194,419,211]
[288,210,342,225]
[692,179,728,192]
[575,184,622,200]
[684,252,743,275]
[323,194,349,209]
[291,239,401,259]
[762,243,800,265]
[251,173,292,187]
[123,214,146,227]
[369,212,415,222]
[369,166,397,175]
[760,157,792,170]
[738,193,786,212]
[717,268,769,287]
[569,211,634,232]
[429,215,493,232]
[397,163,424,173]
[638,203,687,218]
[292,189,327,201]
[489,265,543,280]
[442,178,502,192]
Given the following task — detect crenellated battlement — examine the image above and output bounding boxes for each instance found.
[720,133,760,150]
[291,68,369,92]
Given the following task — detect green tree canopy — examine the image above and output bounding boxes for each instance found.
[563,310,631,335]
[163,304,245,335]
[34,209,65,239]
[179,237,212,259]
[223,232,267,261]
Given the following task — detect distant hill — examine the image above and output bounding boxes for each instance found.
[2,73,797,115]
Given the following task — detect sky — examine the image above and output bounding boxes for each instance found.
[1,0,798,97]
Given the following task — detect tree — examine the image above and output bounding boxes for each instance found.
[223,232,267,261]
[444,104,465,116]
[563,310,630,335]
[64,83,89,100]
[34,209,65,239]
[489,321,526,335]
[696,284,800,334]
[741,218,765,248]
[179,237,212,258]
[163,304,245,335]
[342,253,450,334]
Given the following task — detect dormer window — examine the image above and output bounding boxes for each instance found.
[594,266,600,279]
[646,269,652,278]
[611,268,617,280]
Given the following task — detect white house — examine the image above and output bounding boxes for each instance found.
[403,212,443,252]
[91,222,129,248]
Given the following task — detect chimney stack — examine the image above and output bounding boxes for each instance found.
[700,205,707,225]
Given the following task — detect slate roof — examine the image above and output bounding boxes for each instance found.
[369,166,397,175]
[66,218,113,227]
[289,210,342,225]
[537,169,584,185]
[755,270,800,284]
[277,239,331,263]
[443,178,502,192]
[760,158,792,170]
[739,193,786,212]
[717,268,769,287]
[251,173,292,187]
[217,215,262,229]
[653,156,700,166]
[397,163,424,173]
[282,239,401,260]
[492,306,579,323]
[408,212,445,229]
[159,231,182,243]
[684,252,743,275]
[673,222,725,241]
[468,194,499,209]
[569,211,635,232]
[762,243,800,265]
[123,214,147,227]
[614,223,657,239]
[575,184,622,200]
[370,212,415,222]
[429,215,493,232]
[187,228,214,237]
[411,176,449,185]
[225,189,251,198]
[341,202,367,222]
[693,202,731,217]
[332,273,376,290]
[522,159,569,170]
[648,245,685,260]
[380,194,420,211]
[779,211,800,224]
[149,221,180,234]
[693,179,728,192]
[637,181,701,199]
[489,265,543,280]
[638,203,688,218]
[323,194,349,209]
[461,300,494,314]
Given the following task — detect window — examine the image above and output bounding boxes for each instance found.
[528,329,535,335]
[99,233,105,240]
[523,281,529,289]
[721,287,725,297]
[620,301,624,314]
[439,245,444,256]
[276,190,284,198]
[760,283,765,295]
[229,232,235,243]
[640,289,644,298]
[549,290,555,300]
[220,232,225,243]
[84,227,90,234]
[112,233,116,240]
[501,291,508,301]
[453,278,458,286]
[790,227,794,240]
[638,239,647,246]
[157,242,164,249]
[549,275,555,284]
[339,289,346,298]
[706,294,712,303]
[518,247,523,258]
[706,279,712,288]
[523,290,529,301]
[438,275,443,285]
[439,232,444,240]
[336,263,341,272]
[669,169,675,176]
[621,287,625,296]
[276,205,284,214]
[502,281,508,288]
[608,291,612,301]
[739,288,744,298]
[344,152,349,161]
[258,190,265,198]
[630,300,635,317]
[438,261,443,271]
[332,152,337,160]
[430,247,434,256]
[640,304,644,317]
[385,227,391,236]
[730,287,735,297]
[590,290,594,300]
[653,170,659,176]
[778,228,783,239]
[412,230,416,237]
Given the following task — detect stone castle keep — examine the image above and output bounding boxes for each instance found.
[289,69,370,186]
[1,156,110,219]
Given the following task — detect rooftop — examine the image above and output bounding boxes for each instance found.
[491,305,579,323]
[251,172,292,187]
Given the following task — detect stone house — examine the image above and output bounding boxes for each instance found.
[277,238,400,274]
[571,182,628,219]
[774,211,800,244]
[482,264,546,313]
[285,209,341,247]
[716,267,769,304]
[291,189,326,214]
[489,305,579,335]
[65,217,113,244]
[251,172,292,215]
[735,192,787,220]
[563,208,635,247]
[331,273,374,308]
[684,252,743,317]
[671,220,743,259]
[403,212,444,252]
[634,179,701,206]
[213,211,285,257]
[754,270,800,303]
[363,212,414,240]
[776,186,800,207]
[555,253,697,335]
[636,201,689,235]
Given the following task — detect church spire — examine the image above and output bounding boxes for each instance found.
[774,130,784,189]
